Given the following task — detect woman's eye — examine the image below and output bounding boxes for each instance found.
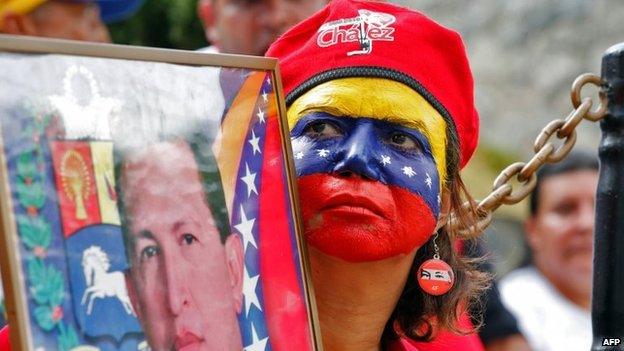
[303,121,342,139]
[140,246,160,261]
[387,132,421,153]
[181,233,198,245]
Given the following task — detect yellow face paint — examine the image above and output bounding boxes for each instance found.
[288,77,448,183]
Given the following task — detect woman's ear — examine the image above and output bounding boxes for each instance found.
[434,189,451,232]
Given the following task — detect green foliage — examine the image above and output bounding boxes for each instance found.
[57,322,79,351]
[16,148,37,179]
[27,259,64,307]
[109,0,207,49]
[34,305,57,332]
[17,215,52,251]
[16,151,46,210]
[15,181,45,210]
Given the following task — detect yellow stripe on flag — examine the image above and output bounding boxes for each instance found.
[90,141,120,225]
[212,71,266,219]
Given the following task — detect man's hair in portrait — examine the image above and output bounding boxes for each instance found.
[529,150,599,215]
[114,131,232,261]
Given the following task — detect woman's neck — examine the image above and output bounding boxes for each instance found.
[309,247,417,351]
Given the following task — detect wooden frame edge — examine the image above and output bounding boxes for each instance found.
[0,122,32,351]
[0,34,276,70]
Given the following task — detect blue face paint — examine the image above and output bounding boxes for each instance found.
[290,112,441,216]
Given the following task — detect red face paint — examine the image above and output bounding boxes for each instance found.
[298,174,436,262]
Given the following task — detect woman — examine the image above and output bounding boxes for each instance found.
[266,0,487,350]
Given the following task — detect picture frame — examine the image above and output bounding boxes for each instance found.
[0,34,320,351]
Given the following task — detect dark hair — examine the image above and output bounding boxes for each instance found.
[115,131,231,261]
[381,124,489,346]
[529,150,599,215]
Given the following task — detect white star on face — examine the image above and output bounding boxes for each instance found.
[262,91,269,102]
[266,77,272,86]
[234,205,256,249]
[381,155,391,166]
[248,129,261,155]
[317,149,330,158]
[402,166,416,178]
[244,324,269,351]
[242,266,261,317]
[437,194,441,205]
[256,108,266,123]
[425,173,432,189]
[241,163,258,197]
[295,151,305,159]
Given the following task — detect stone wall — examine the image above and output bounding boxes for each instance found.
[392,0,624,156]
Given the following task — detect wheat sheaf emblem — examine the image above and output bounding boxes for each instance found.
[60,150,91,220]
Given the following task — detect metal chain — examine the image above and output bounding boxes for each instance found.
[448,73,608,238]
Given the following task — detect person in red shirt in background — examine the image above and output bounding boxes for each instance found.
[267,0,489,349]
[0,1,144,347]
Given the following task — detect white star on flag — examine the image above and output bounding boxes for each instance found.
[262,91,268,102]
[235,205,256,249]
[242,266,261,317]
[381,155,391,166]
[425,173,432,189]
[317,149,330,158]
[241,163,258,197]
[244,324,269,351]
[402,166,416,178]
[437,194,441,205]
[248,130,261,155]
[295,151,305,159]
[256,108,266,123]
[266,77,271,86]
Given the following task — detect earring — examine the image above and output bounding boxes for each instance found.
[416,232,455,296]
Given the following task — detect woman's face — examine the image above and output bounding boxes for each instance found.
[289,78,448,262]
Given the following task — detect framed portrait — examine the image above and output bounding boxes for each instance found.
[0,35,320,351]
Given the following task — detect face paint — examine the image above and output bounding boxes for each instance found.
[291,113,441,262]
[288,77,448,184]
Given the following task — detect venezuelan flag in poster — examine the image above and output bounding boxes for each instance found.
[216,69,313,351]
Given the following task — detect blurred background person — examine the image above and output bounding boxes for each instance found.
[197,0,325,55]
[499,150,598,351]
[0,0,143,42]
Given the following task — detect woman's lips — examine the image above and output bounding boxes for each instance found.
[174,331,203,351]
[320,193,388,219]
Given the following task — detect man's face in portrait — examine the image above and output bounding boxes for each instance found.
[289,78,449,262]
[526,169,598,298]
[121,140,244,351]
[199,0,326,55]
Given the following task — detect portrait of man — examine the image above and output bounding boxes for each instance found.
[116,133,244,351]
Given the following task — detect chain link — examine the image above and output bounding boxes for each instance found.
[448,73,608,238]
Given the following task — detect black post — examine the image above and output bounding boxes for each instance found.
[592,42,624,351]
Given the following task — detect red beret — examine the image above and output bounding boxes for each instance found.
[266,0,479,168]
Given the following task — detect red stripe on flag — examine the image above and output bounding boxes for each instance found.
[259,117,312,350]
